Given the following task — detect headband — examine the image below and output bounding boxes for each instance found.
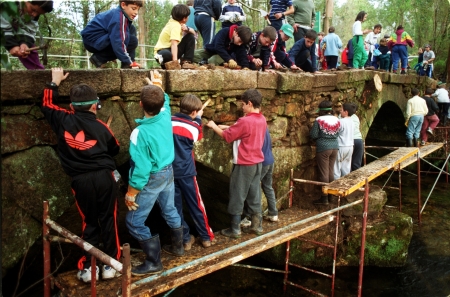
[319,107,332,111]
[71,98,99,106]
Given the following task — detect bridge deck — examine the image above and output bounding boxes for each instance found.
[54,207,333,297]
[394,143,443,170]
[323,147,419,197]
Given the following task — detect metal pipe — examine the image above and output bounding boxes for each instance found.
[122,244,131,297]
[43,201,51,297]
[131,200,362,290]
[331,196,341,297]
[162,287,177,297]
[293,179,329,186]
[288,262,332,278]
[91,257,97,297]
[289,169,294,207]
[364,146,399,150]
[44,218,123,273]
[283,239,291,294]
[417,151,421,224]
[421,152,450,213]
[232,263,287,274]
[357,179,370,297]
[381,169,395,190]
[398,163,402,212]
[298,238,333,249]
[285,280,328,297]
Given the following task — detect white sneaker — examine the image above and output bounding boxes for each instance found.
[77,266,99,283]
[154,53,164,65]
[263,215,279,222]
[102,265,119,280]
[240,217,251,227]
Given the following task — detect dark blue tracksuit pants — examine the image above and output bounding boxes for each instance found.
[174,176,214,242]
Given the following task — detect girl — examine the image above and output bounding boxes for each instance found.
[352,11,372,69]
[0,1,54,69]
[378,38,390,71]
[387,25,414,74]
[309,100,340,205]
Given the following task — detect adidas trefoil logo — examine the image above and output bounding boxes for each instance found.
[64,131,97,150]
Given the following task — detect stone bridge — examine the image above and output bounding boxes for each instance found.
[0,69,437,274]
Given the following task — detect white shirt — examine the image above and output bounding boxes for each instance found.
[365,32,380,53]
[432,88,450,103]
[406,95,428,118]
[423,50,435,64]
[353,21,363,36]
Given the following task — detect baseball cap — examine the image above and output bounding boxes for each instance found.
[280,24,294,39]
[383,34,390,39]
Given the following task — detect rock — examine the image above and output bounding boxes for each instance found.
[342,185,387,216]
[165,60,181,70]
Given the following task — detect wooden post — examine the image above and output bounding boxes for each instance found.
[324,0,333,34]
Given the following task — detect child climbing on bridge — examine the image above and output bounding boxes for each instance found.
[41,68,121,283]
[334,103,355,180]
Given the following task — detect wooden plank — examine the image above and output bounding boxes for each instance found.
[395,143,444,170]
[323,147,419,197]
[53,207,333,297]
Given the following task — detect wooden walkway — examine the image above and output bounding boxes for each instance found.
[54,207,333,297]
[323,147,419,197]
[395,143,443,170]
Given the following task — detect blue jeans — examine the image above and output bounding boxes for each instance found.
[126,165,181,242]
[392,45,408,72]
[194,14,216,46]
[406,115,424,140]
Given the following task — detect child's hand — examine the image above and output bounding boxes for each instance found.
[150,70,163,90]
[51,67,69,86]
[206,120,217,129]
[254,58,263,67]
[9,46,21,57]
[19,44,30,58]
[125,186,140,211]
[218,125,229,130]
[228,59,238,69]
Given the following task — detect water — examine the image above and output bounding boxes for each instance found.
[2,172,449,297]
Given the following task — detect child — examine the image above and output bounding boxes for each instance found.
[0,1,54,69]
[432,82,450,126]
[125,70,184,276]
[154,4,196,69]
[81,0,142,69]
[193,25,252,68]
[288,29,320,73]
[378,38,390,71]
[310,100,340,205]
[406,88,428,147]
[185,0,198,44]
[320,26,342,70]
[317,31,327,70]
[41,68,121,282]
[270,24,300,70]
[219,0,246,28]
[364,24,382,68]
[352,11,372,69]
[206,89,267,237]
[172,94,215,249]
[387,25,414,74]
[334,103,355,180]
[248,26,278,71]
[346,38,354,68]
[420,88,440,145]
[268,0,294,30]
[350,104,363,171]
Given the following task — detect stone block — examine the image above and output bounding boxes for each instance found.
[166,70,224,93]
[269,117,288,139]
[257,71,278,89]
[59,69,122,97]
[278,72,315,92]
[284,102,301,117]
[1,69,48,101]
[388,73,418,84]
[222,69,257,90]
[313,73,337,88]
[342,185,388,216]
[121,69,154,93]
[1,111,57,154]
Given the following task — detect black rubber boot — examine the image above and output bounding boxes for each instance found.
[313,195,329,205]
[221,215,242,238]
[406,139,413,147]
[243,214,263,235]
[162,226,184,257]
[413,138,418,147]
[131,235,163,276]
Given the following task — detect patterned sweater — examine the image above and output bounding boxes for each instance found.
[309,114,340,153]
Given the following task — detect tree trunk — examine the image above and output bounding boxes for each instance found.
[138,2,146,65]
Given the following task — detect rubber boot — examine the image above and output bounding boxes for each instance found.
[162,226,184,257]
[444,117,448,126]
[313,194,329,205]
[413,138,418,148]
[221,215,242,238]
[131,235,163,276]
[406,139,413,147]
[242,214,263,235]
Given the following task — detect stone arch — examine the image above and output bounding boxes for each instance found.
[366,100,407,145]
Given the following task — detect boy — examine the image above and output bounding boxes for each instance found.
[334,103,355,180]
[247,26,278,71]
[41,68,121,283]
[172,94,215,249]
[125,70,184,276]
[193,0,222,46]
[268,0,294,30]
[406,88,428,147]
[0,1,54,69]
[288,29,321,73]
[206,89,267,237]
[420,88,440,145]
[432,82,449,125]
[364,24,382,68]
[219,0,246,28]
[154,4,196,69]
[270,24,300,70]
[81,0,142,69]
[193,24,252,68]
